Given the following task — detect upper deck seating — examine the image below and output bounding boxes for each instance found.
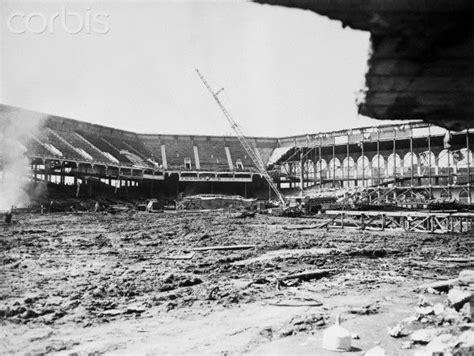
[26,139,57,158]
[197,141,229,171]
[161,139,195,169]
[55,131,113,163]
[225,141,256,169]
[34,130,85,161]
[77,131,133,165]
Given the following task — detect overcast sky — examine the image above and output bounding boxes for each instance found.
[1,0,402,137]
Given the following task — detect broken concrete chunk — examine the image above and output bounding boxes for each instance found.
[447,288,472,310]
[401,341,413,349]
[456,330,474,349]
[417,295,433,307]
[410,329,437,344]
[439,307,463,324]
[416,306,434,316]
[425,334,456,355]
[460,299,473,321]
[388,323,409,338]
[415,278,460,293]
[350,305,379,315]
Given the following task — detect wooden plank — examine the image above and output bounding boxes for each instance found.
[279,269,331,281]
[192,245,257,251]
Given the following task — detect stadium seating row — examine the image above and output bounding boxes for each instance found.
[28,127,275,172]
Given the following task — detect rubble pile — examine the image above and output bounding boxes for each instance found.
[0,210,472,354]
[387,270,474,355]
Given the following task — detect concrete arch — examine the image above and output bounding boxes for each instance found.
[419,150,436,175]
[387,153,403,176]
[440,190,452,199]
[315,159,327,178]
[437,149,456,176]
[329,157,342,178]
[419,150,436,167]
[305,159,315,180]
[342,157,356,178]
[371,154,386,178]
[437,149,454,167]
[403,152,418,176]
[459,190,469,203]
[454,148,473,168]
[356,156,371,178]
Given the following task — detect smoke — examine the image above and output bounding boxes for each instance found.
[0,108,45,210]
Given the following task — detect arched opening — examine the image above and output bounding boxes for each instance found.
[387,153,402,177]
[371,154,386,180]
[440,190,452,200]
[329,158,342,179]
[403,152,418,177]
[419,151,436,176]
[342,157,356,179]
[437,149,455,185]
[356,156,371,179]
[454,148,474,168]
[316,159,327,180]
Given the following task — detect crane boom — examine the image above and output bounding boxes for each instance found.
[195,68,286,206]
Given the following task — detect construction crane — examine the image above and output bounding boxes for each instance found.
[195,68,287,206]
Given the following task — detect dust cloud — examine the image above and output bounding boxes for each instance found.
[0,109,44,210]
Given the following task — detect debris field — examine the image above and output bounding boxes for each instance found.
[1,211,473,355]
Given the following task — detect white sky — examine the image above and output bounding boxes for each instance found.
[0,0,402,137]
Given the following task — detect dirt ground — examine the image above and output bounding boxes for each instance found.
[1,211,473,355]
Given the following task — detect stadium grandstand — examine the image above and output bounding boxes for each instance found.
[0,104,472,203]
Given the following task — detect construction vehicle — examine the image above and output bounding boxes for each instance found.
[195,69,287,206]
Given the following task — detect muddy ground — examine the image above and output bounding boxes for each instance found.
[1,211,473,355]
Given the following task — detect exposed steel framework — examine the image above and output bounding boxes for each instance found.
[275,122,472,204]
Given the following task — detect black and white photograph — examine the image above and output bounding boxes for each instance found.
[1,0,473,354]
